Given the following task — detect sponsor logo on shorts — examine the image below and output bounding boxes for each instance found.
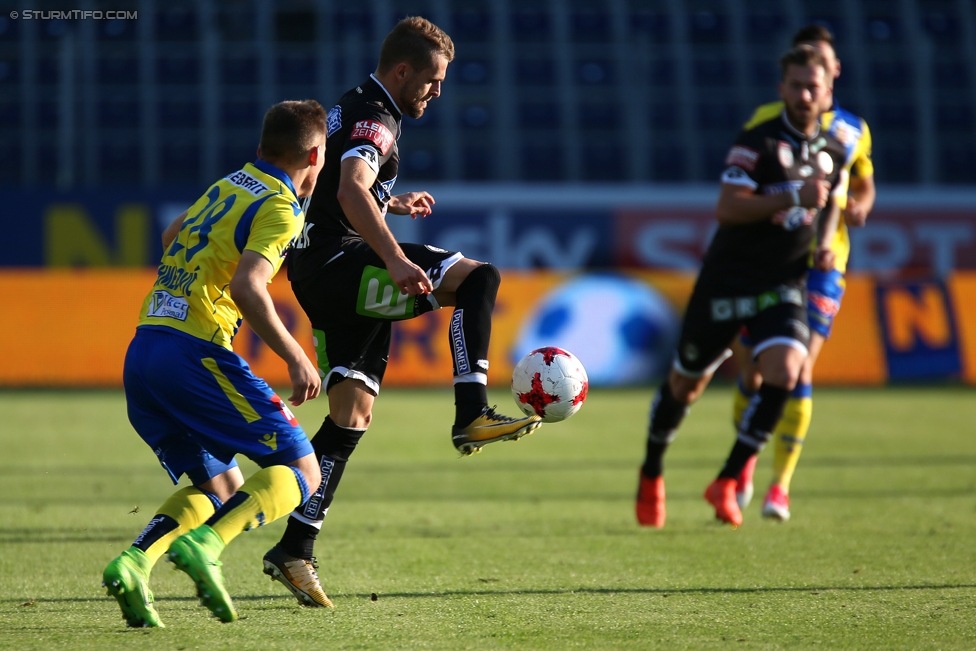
[259,432,278,451]
[450,309,470,374]
[226,170,269,196]
[147,290,189,321]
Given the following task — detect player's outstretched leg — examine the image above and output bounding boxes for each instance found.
[102,486,221,627]
[102,548,163,628]
[636,382,689,527]
[448,263,541,454]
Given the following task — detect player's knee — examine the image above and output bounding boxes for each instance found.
[458,262,501,301]
[669,370,707,404]
[311,415,367,463]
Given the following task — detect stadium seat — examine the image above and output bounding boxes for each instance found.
[650,104,677,130]
[651,145,685,181]
[876,143,917,183]
[275,55,316,86]
[97,58,139,85]
[939,145,976,183]
[0,60,19,85]
[935,104,974,132]
[158,102,200,129]
[511,10,550,43]
[220,58,258,86]
[160,143,200,182]
[864,17,901,43]
[154,8,197,42]
[749,59,778,86]
[875,104,916,131]
[520,145,564,181]
[518,102,561,129]
[696,103,739,130]
[221,141,256,175]
[457,60,491,85]
[693,59,734,87]
[630,11,670,43]
[460,105,491,129]
[37,57,59,84]
[332,10,373,39]
[37,101,57,129]
[515,59,556,87]
[0,101,20,128]
[933,60,969,90]
[221,101,260,129]
[648,59,675,87]
[401,148,441,180]
[462,145,492,180]
[870,60,911,90]
[156,57,200,85]
[570,11,611,44]
[582,142,624,181]
[577,60,613,85]
[450,9,491,43]
[275,10,316,43]
[688,10,729,45]
[578,103,620,130]
[98,101,140,129]
[99,143,141,183]
[746,12,787,44]
[922,10,960,44]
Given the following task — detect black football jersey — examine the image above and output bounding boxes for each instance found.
[290,75,402,279]
[700,111,848,291]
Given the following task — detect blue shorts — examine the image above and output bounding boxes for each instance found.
[123,326,313,485]
[806,268,846,338]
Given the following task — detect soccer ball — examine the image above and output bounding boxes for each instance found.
[511,347,589,423]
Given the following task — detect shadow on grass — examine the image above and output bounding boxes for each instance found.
[6,583,976,606]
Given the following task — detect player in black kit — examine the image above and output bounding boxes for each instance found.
[635,45,848,529]
[261,16,542,607]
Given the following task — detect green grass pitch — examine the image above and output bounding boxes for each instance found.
[1,386,975,650]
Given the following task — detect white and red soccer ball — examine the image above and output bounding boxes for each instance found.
[511,347,588,423]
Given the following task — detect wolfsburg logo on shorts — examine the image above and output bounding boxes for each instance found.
[450,309,470,374]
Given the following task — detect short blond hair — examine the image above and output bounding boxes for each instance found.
[377,16,455,74]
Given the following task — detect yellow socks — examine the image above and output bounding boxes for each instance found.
[208,466,307,546]
[134,487,219,566]
[732,379,754,430]
[771,384,813,493]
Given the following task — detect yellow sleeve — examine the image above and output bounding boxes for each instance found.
[851,119,874,178]
[743,101,784,130]
[244,196,304,275]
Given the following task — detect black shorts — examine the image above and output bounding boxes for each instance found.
[675,274,810,377]
[291,239,463,394]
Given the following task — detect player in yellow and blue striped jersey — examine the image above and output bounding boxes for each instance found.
[102,100,329,627]
[732,25,876,522]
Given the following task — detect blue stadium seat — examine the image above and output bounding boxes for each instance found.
[864,16,901,43]
[221,142,256,175]
[460,105,491,129]
[694,59,734,87]
[220,58,258,86]
[749,59,778,86]
[935,104,973,131]
[401,148,441,180]
[579,103,620,130]
[99,143,141,183]
[157,57,200,85]
[450,9,491,43]
[521,145,564,181]
[410,106,438,129]
[696,103,739,130]
[155,8,197,42]
[875,143,917,183]
[332,10,373,39]
[160,143,200,182]
[0,15,19,40]
[933,60,969,90]
[571,11,611,43]
[0,101,20,128]
[0,60,19,85]
[870,60,911,89]
[648,59,675,87]
[650,104,677,130]
[158,101,200,129]
[875,104,916,131]
[515,59,555,87]
[923,10,960,44]
[462,145,492,180]
[511,10,550,43]
[276,55,316,85]
[688,11,729,45]
[0,144,21,181]
[37,101,57,129]
[651,145,685,181]
[97,58,139,85]
[98,101,139,129]
[275,11,316,43]
[37,58,59,84]
[97,17,135,41]
[582,142,624,181]
[221,101,260,128]
[630,11,670,43]
[702,143,730,179]
[457,60,491,85]
[518,102,561,129]
[939,145,976,183]
[746,12,786,44]
[577,60,614,86]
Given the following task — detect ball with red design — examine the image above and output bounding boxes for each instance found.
[511,347,589,423]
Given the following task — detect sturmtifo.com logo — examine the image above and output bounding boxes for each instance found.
[9,10,138,20]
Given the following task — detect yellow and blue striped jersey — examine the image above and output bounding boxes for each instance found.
[744,101,873,273]
[138,159,305,350]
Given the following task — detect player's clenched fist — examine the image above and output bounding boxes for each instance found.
[798,173,831,209]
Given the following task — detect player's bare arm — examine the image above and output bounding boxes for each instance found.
[161,210,188,247]
[715,176,830,226]
[337,157,433,295]
[815,199,841,271]
[388,191,434,218]
[845,174,875,227]
[230,250,321,406]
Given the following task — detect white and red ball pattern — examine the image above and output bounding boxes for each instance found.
[511,347,589,423]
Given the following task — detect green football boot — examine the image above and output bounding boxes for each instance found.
[167,526,238,622]
[102,548,164,628]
